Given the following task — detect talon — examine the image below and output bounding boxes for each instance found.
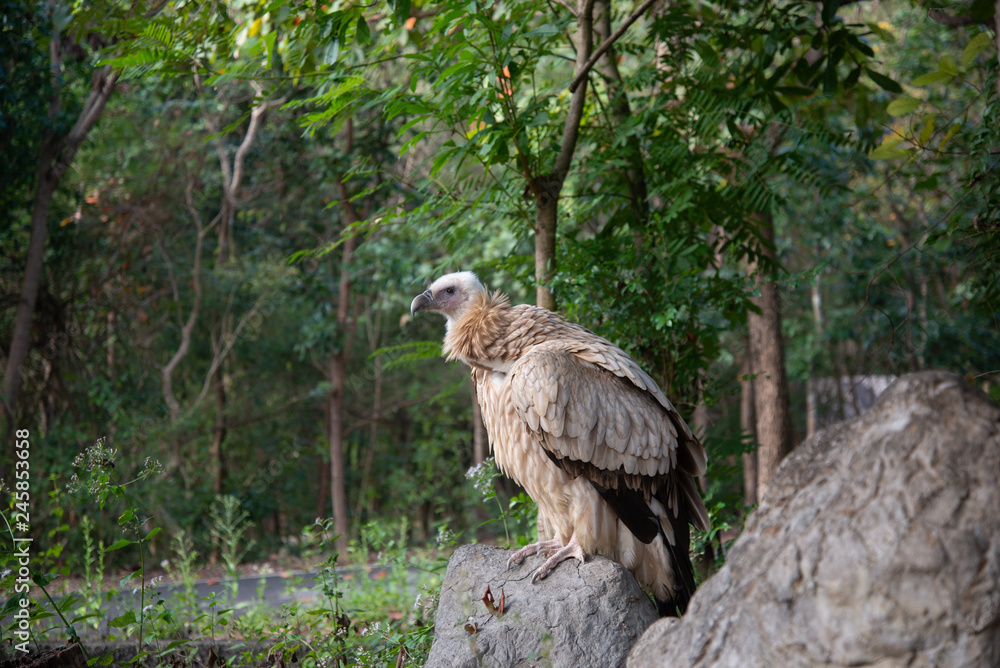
[506,538,562,570]
[528,537,585,583]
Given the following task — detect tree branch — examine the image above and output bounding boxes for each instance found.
[568,0,657,93]
[159,180,209,423]
[189,291,270,409]
[229,84,274,205]
[555,0,597,177]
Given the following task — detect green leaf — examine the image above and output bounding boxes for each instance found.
[32,572,57,587]
[872,131,905,151]
[865,68,902,93]
[393,0,411,24]
[523,24,560,39]
[918,114,937,144]
[844,66,862,90]
[120,570,140,588]
[104,538,133,552]
[869,146,910,160]
[264,31,277,69]
[961,33,992,67]
[887,96,920,116]
[930,234,952,252]
[356,16,370,45]
[865,21,894,43]
[911,71,953,87]
[938,121,963,156]
[142,22,173,47]
[118,509,134,525]
[939,54,958,76]
[693,39,720,67]
[160,640,190,654]
[108,611,136,628]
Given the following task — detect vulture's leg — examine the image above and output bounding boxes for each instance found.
[506,538,563,569]
[530,536,585,584]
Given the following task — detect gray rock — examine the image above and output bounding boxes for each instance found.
[427,543,658,668]
[628,371,1000,668]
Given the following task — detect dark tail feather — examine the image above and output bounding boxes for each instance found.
[656,489,699,617]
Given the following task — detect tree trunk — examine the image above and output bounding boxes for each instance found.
[692,374,710,492]
[317,403,331,520]
[534,194,558,311]
[740,344,757,507]
[357,318,384,518]
[210,347,228,495]
[210,190,232,496]
[531,0,594,312]
[329,232,357,557]
[1,62,118,425]
[328,151,362,555]
[806,272,824,439]
[747,213,794,498]
[3,166,55,425]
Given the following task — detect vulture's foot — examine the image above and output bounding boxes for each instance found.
[530,538,585,584]
[506,538,563,569]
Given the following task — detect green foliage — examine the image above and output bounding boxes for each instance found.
[466,457,538,547]
[208,495,256,601]
[0,2,52,217]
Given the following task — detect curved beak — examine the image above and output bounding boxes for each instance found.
[410,289,435,315]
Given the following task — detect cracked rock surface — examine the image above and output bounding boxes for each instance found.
[425,543,657,668]
[628,371,1000,668]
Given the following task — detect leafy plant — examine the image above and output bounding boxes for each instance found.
[208,495,257,604]
[65,439,165,663]
[466,457,538,547]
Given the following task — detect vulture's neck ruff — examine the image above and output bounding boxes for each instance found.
[444,290,512,368]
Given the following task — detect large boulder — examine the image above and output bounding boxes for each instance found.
[427,543,658,668]
[629,371,1000,668]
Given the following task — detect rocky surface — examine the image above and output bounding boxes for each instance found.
[426,543,658,668]
[629,371,1000,668]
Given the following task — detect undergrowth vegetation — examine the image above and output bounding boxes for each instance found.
[0,441,488,666]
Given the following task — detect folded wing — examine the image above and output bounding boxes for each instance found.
[507,345,709,537]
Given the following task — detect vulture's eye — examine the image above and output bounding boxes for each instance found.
[445,287,455,295]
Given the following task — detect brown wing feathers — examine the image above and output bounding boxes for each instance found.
[516,347,709,541]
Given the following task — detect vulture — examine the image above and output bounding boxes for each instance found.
[411,271,709,615]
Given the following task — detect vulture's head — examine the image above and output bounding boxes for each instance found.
[410,271,487,322]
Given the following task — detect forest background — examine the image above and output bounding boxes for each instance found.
[1,0,999,654]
